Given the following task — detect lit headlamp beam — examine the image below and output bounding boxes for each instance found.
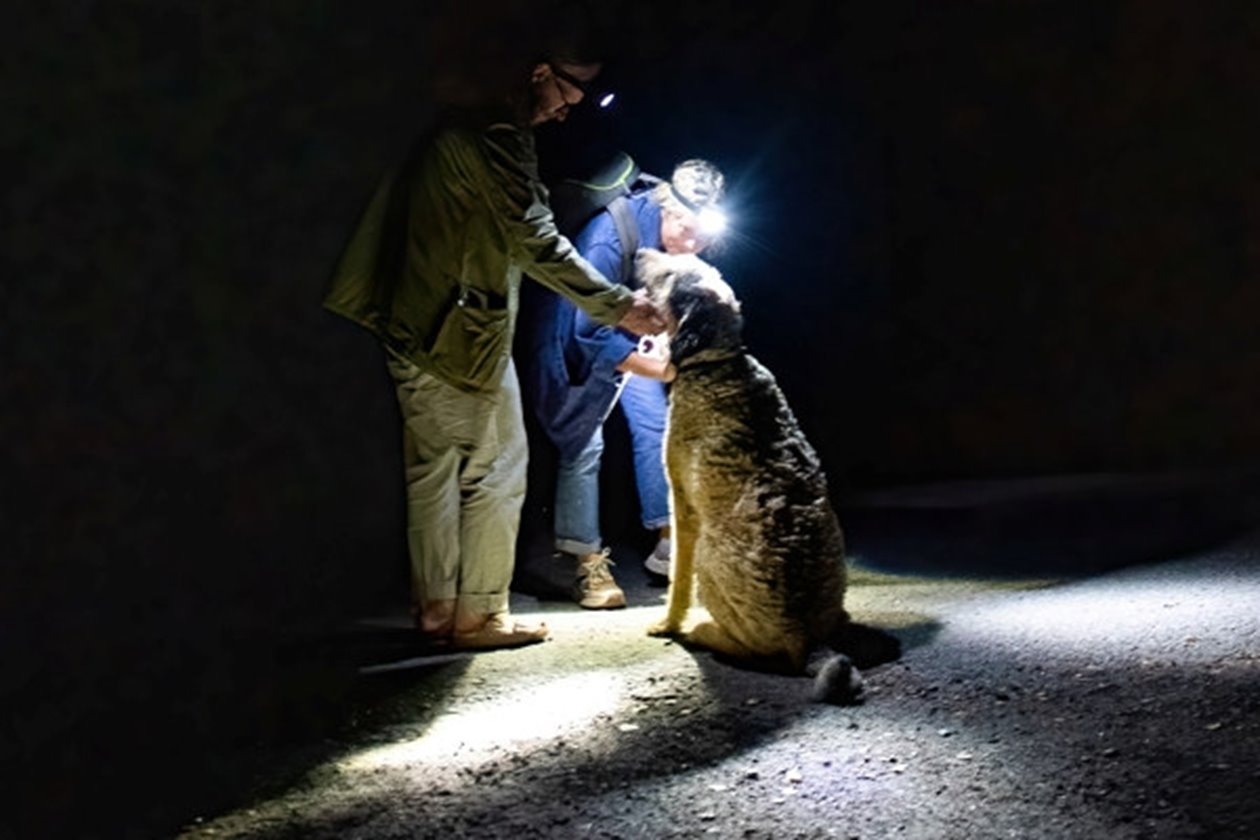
[697,206,728,236]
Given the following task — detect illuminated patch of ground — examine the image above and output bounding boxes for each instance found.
[179,536,1260,839]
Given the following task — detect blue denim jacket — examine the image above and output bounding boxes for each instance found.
[520,192,663,460]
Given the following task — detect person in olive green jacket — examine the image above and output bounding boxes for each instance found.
[325,52,664,651]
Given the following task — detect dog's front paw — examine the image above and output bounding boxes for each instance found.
[647,618,681,638]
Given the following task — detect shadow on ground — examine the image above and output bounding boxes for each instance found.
[840,469,1260,579]
[17,469,1260,839]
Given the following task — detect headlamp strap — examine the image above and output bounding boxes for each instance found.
[669,183,705,214]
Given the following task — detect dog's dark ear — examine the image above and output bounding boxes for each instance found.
[668,284,705,361]
[669,277,744,363]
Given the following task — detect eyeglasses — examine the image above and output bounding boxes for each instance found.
[548,63,592,106]
[549,63,592,96]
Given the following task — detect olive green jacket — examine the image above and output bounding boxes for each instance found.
[323,110,633,392]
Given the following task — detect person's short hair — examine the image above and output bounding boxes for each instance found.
[654,159,726,216]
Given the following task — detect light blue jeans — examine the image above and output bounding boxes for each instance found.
[554,374,670,555]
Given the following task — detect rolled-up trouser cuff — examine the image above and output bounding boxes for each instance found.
[457,591,510,618]
[556,537,603,557]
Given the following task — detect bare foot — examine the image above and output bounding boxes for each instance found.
[410,601,456,649]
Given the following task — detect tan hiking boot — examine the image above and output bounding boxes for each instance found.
[573,549,626,609]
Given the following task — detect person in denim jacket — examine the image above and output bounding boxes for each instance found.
[520,160,727,608]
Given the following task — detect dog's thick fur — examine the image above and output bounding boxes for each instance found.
[638,249,868,704]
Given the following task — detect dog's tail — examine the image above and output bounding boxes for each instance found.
[807,621,903,705]
[806,649,863,705]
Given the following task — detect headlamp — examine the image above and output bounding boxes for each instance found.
[549,62,616,111]
[669,183,729,239]
[697,206,728,236]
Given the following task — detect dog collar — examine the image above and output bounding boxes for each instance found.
[675,347,743,371]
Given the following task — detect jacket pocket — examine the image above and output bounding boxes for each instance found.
[427,296,510,391]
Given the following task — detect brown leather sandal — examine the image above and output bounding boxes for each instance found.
[451,613,549,651]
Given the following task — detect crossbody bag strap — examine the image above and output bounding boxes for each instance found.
[607,195,640,286]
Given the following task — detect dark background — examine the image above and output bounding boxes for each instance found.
[4,1,1258,836]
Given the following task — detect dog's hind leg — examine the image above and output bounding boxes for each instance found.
[685,619,761,660]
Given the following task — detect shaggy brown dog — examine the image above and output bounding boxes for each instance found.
[637,248,876,703]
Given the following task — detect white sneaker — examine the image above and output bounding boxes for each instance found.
[643,537,671,578]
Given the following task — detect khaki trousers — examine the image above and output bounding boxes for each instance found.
[386,354,528,618]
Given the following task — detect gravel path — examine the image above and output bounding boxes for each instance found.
[178,524,1260,839]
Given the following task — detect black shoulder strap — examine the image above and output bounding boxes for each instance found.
[607,195,640,285]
